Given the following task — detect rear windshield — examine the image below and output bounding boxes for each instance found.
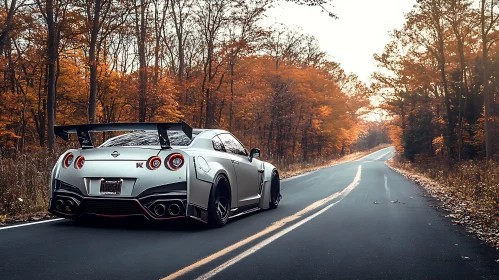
[99,131,196,147]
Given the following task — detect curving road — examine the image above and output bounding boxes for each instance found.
[1,147,498,280]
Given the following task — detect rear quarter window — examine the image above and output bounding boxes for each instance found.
[212,136,225,151]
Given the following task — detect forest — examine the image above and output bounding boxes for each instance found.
[0,0,378,163]
[0,0,388,217]
[374,0,499,162]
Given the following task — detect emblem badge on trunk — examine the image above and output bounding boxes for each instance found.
[111,151,120,158]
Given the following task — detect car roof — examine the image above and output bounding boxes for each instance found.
[194,129,227,137]
[188,129,234,149]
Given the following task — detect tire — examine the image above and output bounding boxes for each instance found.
[269,170,281,209]
[207,175,231,228]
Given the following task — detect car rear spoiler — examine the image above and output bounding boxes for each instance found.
[54,121,193,149]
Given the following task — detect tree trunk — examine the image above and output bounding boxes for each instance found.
[435,10,455,158]
[228,61,235,130]
[137,0,148,122]
[481,0,494,160]
[457,39,466,161]
[204,42,215,128]
[483,46,492,160]
[33,67,46,147]
[170,0,185,81]
[0,0,17,53]
[88,0,102,124]
[46,0,57,150]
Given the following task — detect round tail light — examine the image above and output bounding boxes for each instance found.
[75,156,85,169]
[147,156,162,170]
[63,153,74,169]
[166,153,184,171]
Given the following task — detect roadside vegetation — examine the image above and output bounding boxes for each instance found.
[387,156,499,249]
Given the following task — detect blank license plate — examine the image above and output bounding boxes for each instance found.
[100,180,122,195]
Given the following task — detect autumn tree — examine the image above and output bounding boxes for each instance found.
[0,0,375,168]
[441,0,476,160]
[375,0,499,161]
[479,0,499,160]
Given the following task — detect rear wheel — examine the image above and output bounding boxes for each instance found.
[269,170,281,209]
[208,175,231,228]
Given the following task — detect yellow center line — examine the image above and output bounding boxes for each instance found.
[161,165,362,280]
[197,165,363,280]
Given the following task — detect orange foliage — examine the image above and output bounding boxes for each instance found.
[0,1,369,164]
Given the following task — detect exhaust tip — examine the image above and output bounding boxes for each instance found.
[55,199,64,211]
[64,199,76,213]
[154,204,166,217]
[168,203,181,216]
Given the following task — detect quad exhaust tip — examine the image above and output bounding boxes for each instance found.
[168,203,181,216]
[55,198,78,214]
[153,204,166,217]
[64,199,76,213]
[55,199,64,211]
[150,202,183,217]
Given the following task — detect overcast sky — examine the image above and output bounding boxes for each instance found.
[265,0,416,86]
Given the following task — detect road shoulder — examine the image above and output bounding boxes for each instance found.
[386,156,499,253]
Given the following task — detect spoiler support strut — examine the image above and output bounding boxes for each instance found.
[54,121,193,149]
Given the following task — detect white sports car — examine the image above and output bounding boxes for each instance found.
[48,122,281,227]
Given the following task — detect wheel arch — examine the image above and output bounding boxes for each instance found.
[210,171,232,200]
[259,163,280,210]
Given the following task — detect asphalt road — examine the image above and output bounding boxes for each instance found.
[1,147,498,280]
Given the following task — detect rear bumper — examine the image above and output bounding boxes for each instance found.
[49,181,188,221]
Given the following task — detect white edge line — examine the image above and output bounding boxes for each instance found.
[196,165,363,280]
[0,218,64,230]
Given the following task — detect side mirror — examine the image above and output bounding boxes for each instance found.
[250,148,260,160]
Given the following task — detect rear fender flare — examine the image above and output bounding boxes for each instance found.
[199,163,236,208]
[187,157,237,213]
[186,168,231,224]
[259,163,279,210]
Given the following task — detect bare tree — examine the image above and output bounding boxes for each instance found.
[135,0,149,122]
[0,0,22,52]
[196,0,232,128]
[170,0,195,81]
[227,0,271,129]
[35,0,59,150]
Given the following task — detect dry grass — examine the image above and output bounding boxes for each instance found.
[0,149,60,223]
[387,155,499,249]
[0,144,390,224]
